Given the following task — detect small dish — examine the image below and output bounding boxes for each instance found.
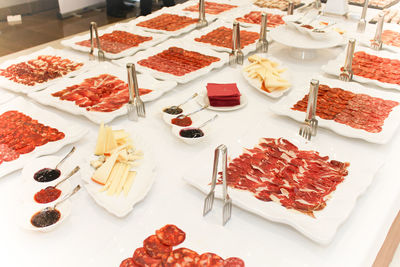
[196,89,248,111]
[22,180,72,205]
[171,122,212,145]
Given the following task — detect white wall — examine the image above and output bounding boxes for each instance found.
[0,0,35,9]
[58,0,105,16]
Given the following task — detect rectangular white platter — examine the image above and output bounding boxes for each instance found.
[0,46,94,94]
[113,39,227,84]
[128,7,201,37]
[358,22,400,53]
[28,62,177,124]
[270,76,400,144]
[80,130,156,218]
[60,23,169,60]
[183,117,385,245]
[0,89,15,104]
[321,46,400,91]
[184,19,262,55]
[0,97,88,178]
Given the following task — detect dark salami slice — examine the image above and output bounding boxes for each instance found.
[143,235,172,259]
[15,143,35,155]
[198,252,224,267]
[223,257,245,267]
[155,224,186,246]
[0,144,20,162]
[132,247,162,267]
[163,248,199,267]
[120,258,139,267]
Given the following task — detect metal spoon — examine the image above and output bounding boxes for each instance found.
[43,166,80,191]
[164,93,198,115]
[175,104,209,119]
[55,147,76,170]
[41,185,81,214]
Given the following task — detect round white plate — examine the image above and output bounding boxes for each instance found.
[270,25,343,50]
[196,89,248,111]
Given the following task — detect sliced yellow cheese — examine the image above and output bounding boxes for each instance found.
[94,122,106,155]
[92,149,121,185]
[99,162,120,192]
[113,130,129,141]
[114,163,131,196]
[123,171,137,196]
[107,163,130,196]
[117,149,129,162]
[104,126,117,154]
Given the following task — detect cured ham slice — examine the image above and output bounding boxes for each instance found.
[236,12,284,28]
[183,2,237,15]
[194,27,259,49]
[136,14,197,31]
[221,138,350,217]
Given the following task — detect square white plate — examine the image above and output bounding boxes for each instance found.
[0,97,88,178]
[270,76,400,144]
[61,23,169,60]
[224,5,285,28]
[183,117,385,244]
[0,46,94,93]
[175,0,247,20]
[28,62,177,124]
[113,39,227,84]
[322,46,400,91]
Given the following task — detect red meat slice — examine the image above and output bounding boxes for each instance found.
[132,247,162,267]
[163,248,200,267]
[143,235,172,259]
[155,224,186,246]
[223,257,245,267]
[120,258,139,267]
[0,144,19,162]
[198,252,224,267]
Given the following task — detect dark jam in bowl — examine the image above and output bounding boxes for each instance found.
[34,168,61,182]
[179,128,204,138]
[171,116,192,127]
[163,107,183,115]
[31,209,61,228]
[34,187,62,204]
[301,24,314,30]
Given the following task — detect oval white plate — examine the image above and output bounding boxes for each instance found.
[196,89,248,111]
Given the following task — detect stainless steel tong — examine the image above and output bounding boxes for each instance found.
[357,0,369,33]
[256,12,269,53]
[197,0,208,28]
[371,13,385,50]
[287,1,294,15]
[89,22,105,61]
[339,39,356,82]
[229,21,244,66]
[126,63,145,120]
[203,144,232,226]
[299,79,319,140]
[314,0,321,9]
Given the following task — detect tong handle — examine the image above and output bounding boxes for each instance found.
[287,1,294,15]
[235,22,241,51]
[199,0,206,21]
[126,63,136,102]
[361,0,369,20]
[344,39,356,72]
[232,21,239,51]
[310,79,319,118]
[259,12,268,41]
[374,13,385,43]
[306,80,317,121]
[90,22,102,51]
[220,145,228,201]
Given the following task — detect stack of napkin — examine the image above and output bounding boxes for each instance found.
[206,83,241,107]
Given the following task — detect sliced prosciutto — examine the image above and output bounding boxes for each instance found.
[220,138,350,217]
[51,74,152,112]
[183,2,237,15]
[236,12,284,28]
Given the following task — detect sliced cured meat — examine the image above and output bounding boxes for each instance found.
[0,55,83,86]
[253,0,301,10]
[163,248,200,267]
[223,257,245,267]
[381,30,400,47]
[291,84,399,133]
[120,258,139,267]
[183,2,237,14]
[199,252,224,267]
[194,27,259,49]
[220,138,350,216]
[143,235,172,259]
[136,14,197,31]
[132,247,162,267]
[0,144,19,162]
[76,30,153,54]
[155,224,186,246]
[236,11,284,28]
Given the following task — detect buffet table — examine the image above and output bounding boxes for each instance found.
[0,1,399,266]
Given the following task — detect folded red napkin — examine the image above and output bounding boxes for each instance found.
[206,83,241,107]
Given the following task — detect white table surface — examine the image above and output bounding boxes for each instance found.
[0,2,400,267]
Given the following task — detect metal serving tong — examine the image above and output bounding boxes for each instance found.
[197,0,208,28]
[126,63,145,120]
[371,13,385,50]
[229,21,244,66]
[256,12,269,53]
[314,0,321,9]
[339,38,356,82]
[287,1,294,15]
[357,0,369,33]
[203,144,232,226]
[89,22,105,61]
[299,79,319,141]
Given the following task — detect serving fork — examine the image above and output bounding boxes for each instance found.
[356,0,369,33]
[299,79,319,140]
[127,63,145,118]
[197,0,208,28]
[339,38,356,82]
[371,13,385,50]
[229,21,244,66]
[203,144,232,225]
[256,12,268,53]
[89,22,105,62]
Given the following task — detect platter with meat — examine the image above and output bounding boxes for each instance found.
[322,46,400,91]
[183,116,385,244]
[253,0,304,11]
[185,20,261,55]
[80,123,155,217]
[176,0,245,19]
[225,5,285,28]
[348,0,400,9]
[113,39,227,84]
[61,23,168,59]
[28,62,177,124]
[0,46,93,93]
[0,97,88,178]
[369,8,400,24]
[131,7,199,37]
[270,76,400,144]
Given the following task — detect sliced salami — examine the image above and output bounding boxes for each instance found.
[120,257,139,267]
[0,144,19,162]
[199,252,224,267]
[223,257,245,267]
[163,248,200,267]
[132,247,162,267]
[143,235,172,259]
[155,224,186,246]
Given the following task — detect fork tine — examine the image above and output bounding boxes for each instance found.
[203,192,214,216]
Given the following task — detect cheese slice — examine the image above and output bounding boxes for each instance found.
[104,126,117,154]
[99,162,121,192]
[117,149,129,162]
[113,130,129,141]
[123,171,137,196]
[108,163,130,195]
[91,149,121,185]
[115,163,131,195]
[94,122,106,155]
